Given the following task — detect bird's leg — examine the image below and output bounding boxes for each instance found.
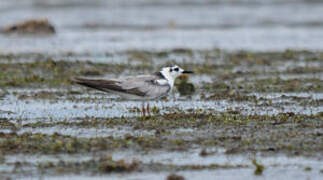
[147,103,151,117]
[141,103,146,118]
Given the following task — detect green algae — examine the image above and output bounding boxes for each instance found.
[0,112,321,156]
[36,156,246,175]
[167,174,185,180]
[1,49,322,89]
[252,159,265,175]
[0,48,323,178]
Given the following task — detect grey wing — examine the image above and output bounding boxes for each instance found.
[73,75,170,98]
[118,75,171,98]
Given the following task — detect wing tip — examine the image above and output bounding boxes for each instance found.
[71,77,83,84]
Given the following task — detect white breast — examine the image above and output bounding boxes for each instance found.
[156,79,169,86]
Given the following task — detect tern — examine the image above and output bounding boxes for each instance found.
[72,65,193,117]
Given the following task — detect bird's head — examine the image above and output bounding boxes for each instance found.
[160,65,193,81]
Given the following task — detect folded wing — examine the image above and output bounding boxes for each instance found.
[72,74,170,99]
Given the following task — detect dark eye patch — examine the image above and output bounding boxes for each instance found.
[174,67,179,71]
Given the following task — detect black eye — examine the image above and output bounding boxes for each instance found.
[169,69,173,72]
[174,68,179,71]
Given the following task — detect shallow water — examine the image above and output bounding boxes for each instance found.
[0,0,323,179]
[13,126,154,138]
[8,149,323,180]
[2,0,323,55]
[252,92,323,100]
[1,88,321,124]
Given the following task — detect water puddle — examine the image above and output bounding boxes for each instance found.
[251,92,323,100]
[8,148,323,180]
[1,89,322,125]
[14,126,154,138]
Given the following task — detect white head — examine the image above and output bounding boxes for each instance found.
[160,65,193,86]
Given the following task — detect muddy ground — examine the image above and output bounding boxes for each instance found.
[1,0,323,179]
[0,49,322,179]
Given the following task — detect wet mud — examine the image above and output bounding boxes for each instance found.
[1,0,323,179]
